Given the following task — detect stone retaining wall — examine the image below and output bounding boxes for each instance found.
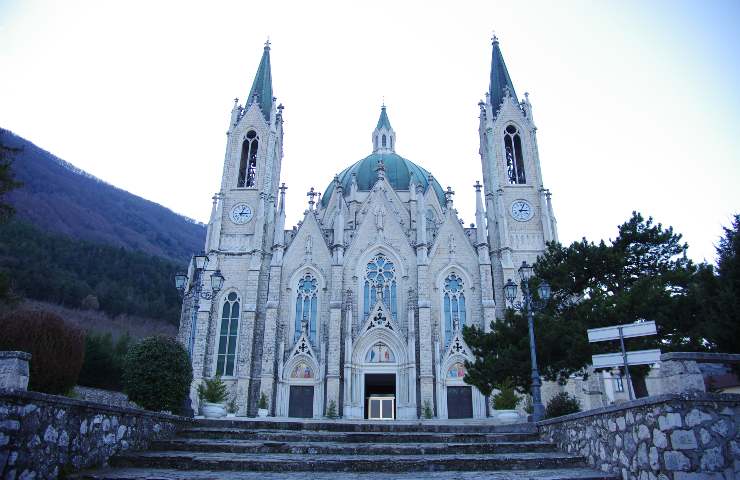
[0,388,189,479]
[538,393,739,480]
[73,386,139,409]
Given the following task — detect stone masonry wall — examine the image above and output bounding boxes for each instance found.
[538,393,739,480]
[72,386,139,410]
[0,389,188,479]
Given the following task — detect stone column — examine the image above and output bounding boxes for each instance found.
[0,351,31,390]
[417,265,434,416]
[326,302,342,413]
[259,263,283,415]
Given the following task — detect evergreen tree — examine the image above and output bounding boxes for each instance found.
[703,215,740,354]
[0,131,22,304]
[464,212,714,393]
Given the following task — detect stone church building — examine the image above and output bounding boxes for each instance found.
[177,37,558,419]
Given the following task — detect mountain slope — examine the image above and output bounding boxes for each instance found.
[2,129,205,263]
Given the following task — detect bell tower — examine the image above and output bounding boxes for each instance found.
[207,40,285,254]
[478,35,558,319]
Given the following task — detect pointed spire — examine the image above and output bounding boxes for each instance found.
[489,34,517,114]
[372,104,396,153]
[376,104,392,130]
[247,40,274,119]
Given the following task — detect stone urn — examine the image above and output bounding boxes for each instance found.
[493,409,520,423]
[202,402,227,419]
[257,408,269,418]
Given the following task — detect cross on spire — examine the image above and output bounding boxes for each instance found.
[474,180,482,192]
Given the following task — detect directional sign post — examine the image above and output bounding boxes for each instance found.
[587,321,659,401]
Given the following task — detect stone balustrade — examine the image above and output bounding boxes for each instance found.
[538,392,739,480]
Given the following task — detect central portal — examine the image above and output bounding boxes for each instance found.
[364,373,395,420]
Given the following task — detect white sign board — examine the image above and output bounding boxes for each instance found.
[591,349,662,369]
[587,321,657,343]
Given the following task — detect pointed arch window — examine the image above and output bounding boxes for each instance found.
[294,273,318,343]
[443,274,466,346]
[381,134,387,147]
[216,291,240,376]
[363,254,397,320]
[238,130,259,187]
[504,125,526,184]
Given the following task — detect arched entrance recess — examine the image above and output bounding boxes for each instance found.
[344,327,416,420]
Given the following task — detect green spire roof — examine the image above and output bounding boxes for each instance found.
[376,105,392,130]
[247,41,273,119]
[489,36,517,113]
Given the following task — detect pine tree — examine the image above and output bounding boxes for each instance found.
[464,212,715,394]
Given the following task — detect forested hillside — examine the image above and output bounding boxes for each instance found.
[1,129,205,263]
[0,220,183,324]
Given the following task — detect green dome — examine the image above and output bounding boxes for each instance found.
[322,152,446,207]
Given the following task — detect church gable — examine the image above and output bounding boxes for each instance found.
[428,209,477,261]
[289,329,317,360]
[343,181,414,261]
[282,210,332,271]
[360,296,400,336]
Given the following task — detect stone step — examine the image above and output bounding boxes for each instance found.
[110,451,588,473]
[74,467,618,479]
[152,438,559,455]
[177,427,539,444]
[193,418,536,434]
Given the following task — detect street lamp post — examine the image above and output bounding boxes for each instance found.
[503,261,551,423]
[174,253,225,417]
[175,252,225,357]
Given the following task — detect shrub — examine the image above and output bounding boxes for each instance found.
[325,399,338,419]
[197,376,228,404]
[0,310,84,394]
[422,400,434,419]
[258,391,268,409]
[78,332,131,391]
[122,336,192,413]
[545,392,581,419]
[226,396,237,414]
[492,381,519,410]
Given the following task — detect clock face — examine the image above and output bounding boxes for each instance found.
[511,200,534,222]
[230,203,253,224]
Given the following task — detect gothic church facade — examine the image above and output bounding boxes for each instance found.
[177,38,558,419]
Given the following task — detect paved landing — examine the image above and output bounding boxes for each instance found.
[77,467,617,480]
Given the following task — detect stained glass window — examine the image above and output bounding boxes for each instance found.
[366,342,395,363]
[216,291,240,376]
[363,254,397,320]
[443,274,466,346]
[295,273,318,343]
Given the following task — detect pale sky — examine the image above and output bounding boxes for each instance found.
[1,0,738,263]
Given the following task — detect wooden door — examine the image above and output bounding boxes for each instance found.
[447,386,473,419]
[288,385,314,418]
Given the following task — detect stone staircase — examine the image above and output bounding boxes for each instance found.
[77,418,615,479]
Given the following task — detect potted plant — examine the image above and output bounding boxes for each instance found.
[325,399,338,419]
[226,396,237,418]
[257,392,269,417]
[491,381,520,423]
[197,376,228,419]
